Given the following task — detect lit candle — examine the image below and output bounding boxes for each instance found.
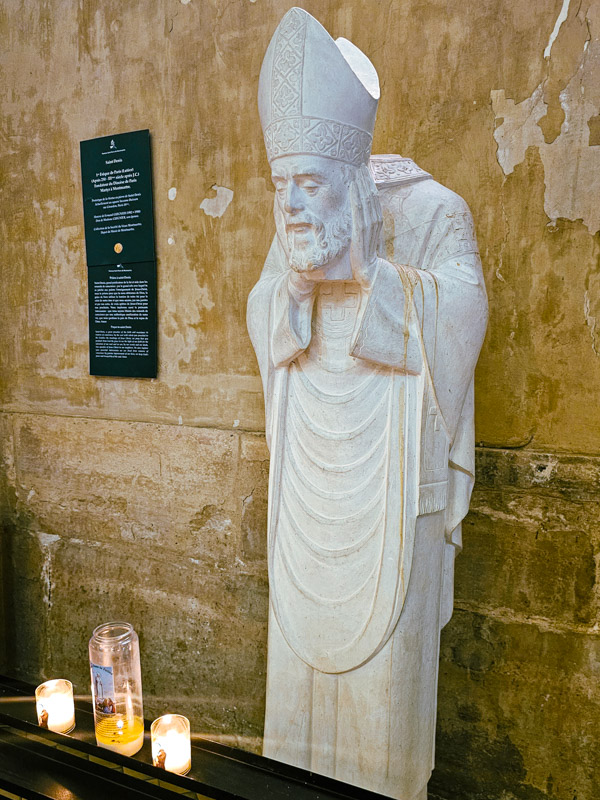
[35,679,75,734]
[151,714,191,775]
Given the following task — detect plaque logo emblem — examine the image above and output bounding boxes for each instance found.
[110,139,117,150]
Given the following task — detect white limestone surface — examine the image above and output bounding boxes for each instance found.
[248,8,488,799]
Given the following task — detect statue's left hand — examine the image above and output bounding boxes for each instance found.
[350,166,383,288]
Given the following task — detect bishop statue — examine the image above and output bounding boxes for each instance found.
[247,9,488,800]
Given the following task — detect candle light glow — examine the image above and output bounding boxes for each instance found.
[35,679,75,734]
[151,714,191,775]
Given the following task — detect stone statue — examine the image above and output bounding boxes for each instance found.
[247,9,488,800]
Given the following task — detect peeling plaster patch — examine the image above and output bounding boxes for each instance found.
[37,532,60,609]
[491,26,600,234]
[168,187,177,200]
[233,419,240,428]
[180,0,191,4]
[38,533,60,547]
[584,286,600,357]
[162,268,216,374]
[200,185,234,218]
[43,200,64,218]
[544,0,571,59]
[540,69,600,234]
[199,287,215,311]
[491,86,546,175]
[178,415,183,425]
[168,236,175,245]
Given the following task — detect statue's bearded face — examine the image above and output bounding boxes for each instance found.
[271,155,354,273]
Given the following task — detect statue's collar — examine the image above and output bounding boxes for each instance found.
[369,154,431,188]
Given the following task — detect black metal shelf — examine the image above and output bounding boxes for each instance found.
[0,675,388,800]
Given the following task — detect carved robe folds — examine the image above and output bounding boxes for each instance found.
[247,161,487,800]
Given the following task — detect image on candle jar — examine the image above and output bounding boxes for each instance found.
[35,679,76,734]
[91,664,116,715]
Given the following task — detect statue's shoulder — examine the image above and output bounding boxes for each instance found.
[369,154,470,218]
[369,154,431,188]
[372,155,478,263]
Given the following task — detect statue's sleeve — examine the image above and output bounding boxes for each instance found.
[247,237,316,447]
[350,193,487,444]
[350,193,488,627]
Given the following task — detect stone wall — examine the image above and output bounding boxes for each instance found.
[1,1,599,798]
[433,449,600,800]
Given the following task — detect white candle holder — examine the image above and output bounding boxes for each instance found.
[35,679,75,734]
[151,714,191,775]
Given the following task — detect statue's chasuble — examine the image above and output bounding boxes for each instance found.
[247,158,487,800]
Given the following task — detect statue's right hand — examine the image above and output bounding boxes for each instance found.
[350,166,383,289]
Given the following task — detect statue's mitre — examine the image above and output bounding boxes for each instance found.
[258,8,380,167]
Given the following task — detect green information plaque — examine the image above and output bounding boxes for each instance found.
[80,129,157,378]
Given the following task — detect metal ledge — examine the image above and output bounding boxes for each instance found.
[0,675,388,800]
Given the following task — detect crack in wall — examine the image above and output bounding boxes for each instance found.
[544,0,572,59]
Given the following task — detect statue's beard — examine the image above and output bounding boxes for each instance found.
[282,205,353,273]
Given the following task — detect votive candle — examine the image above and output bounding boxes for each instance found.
[35,679,75,734]
[151,714,191,774]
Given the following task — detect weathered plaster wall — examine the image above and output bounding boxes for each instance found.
[1,1,599,798]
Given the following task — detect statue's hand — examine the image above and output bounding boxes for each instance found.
[288,269,318,303]
[350,166,383,289]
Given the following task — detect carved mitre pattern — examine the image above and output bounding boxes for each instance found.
[265,117,372,166]
[263,7,373,166]
[271,8,306,120]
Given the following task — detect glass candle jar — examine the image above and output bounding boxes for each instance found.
[89,622,144,756]
[35,679,75,733]
[151,714,191,774]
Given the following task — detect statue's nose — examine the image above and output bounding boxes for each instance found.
[284,181,304,214]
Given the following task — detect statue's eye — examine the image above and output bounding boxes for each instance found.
[303,184,319,195]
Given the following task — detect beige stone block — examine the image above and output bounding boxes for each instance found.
[435,609,600,800]
[8,414,240,561]
[240,434,269,464]
[5,529,267,739]
[459,449,600,627]
[238,433,269,566]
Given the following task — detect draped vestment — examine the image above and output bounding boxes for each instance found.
[247,159,488,800]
